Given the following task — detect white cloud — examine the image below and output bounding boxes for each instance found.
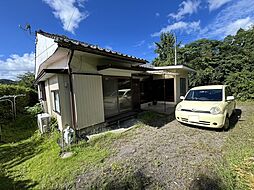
[0,54,4,58]
[152,20,201,37]
[155,13,160,17]
[0,53,35,80]
[134,40,145,47]
[208,0,233,11]
[200,0,254,38]
[223,17,253,36]
[148,43,156,49]
[43,0,89,34]
[169,0,200,20]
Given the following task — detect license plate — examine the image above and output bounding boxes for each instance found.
[188,115,199,122]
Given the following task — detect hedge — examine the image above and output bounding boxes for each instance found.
[0,84,38,121]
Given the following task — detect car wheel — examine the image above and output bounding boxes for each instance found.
[223,116,230,131]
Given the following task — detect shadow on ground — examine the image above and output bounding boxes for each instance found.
[0,174,38,190]
[227,109,242,131]
[189,168,227,190]
[138,111,175,128]
[189,174,226,190]
[0,115,41,189]
[76,163,164,190]
[0,138,41,189]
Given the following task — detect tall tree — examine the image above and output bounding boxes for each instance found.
[152,32,178,66]
[17,72,35,90]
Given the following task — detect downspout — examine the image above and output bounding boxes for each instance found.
[67,49,77,132]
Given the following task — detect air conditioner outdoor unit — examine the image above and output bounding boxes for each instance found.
[37,113,51,134]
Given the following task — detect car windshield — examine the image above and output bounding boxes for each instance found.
[185,89,222,101]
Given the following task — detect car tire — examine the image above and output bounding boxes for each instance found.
[223,116,230,131]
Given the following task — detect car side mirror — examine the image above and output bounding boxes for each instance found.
[226,96,234,101]
[180,96,185,100]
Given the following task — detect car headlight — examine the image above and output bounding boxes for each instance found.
[210,107,221,115]
[176,104,182,111]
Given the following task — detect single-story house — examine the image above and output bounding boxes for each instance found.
[35,30,195,133]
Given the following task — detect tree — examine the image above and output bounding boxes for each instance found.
[152,32,178,66]
[17,72,36,90]
[152,26,254,100]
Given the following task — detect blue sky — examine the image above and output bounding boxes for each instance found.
[0,0,254,80]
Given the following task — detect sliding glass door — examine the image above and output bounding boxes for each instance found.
[118,78,132,112]
[103,77,132,117]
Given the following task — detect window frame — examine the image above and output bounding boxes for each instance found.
[38,82,46,101]
[51,90,61,114]
[180,78,187,96]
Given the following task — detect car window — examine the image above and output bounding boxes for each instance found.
[185,89,222,101]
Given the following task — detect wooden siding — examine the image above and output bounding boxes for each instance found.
[73,74,105,129]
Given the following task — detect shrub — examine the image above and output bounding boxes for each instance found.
[0,84,38,111]
[0,84,38,122]
[25,103,43,116]
[226,71,254,100]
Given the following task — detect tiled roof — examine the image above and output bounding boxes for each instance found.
[37,30,148,64]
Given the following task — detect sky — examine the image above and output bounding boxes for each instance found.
[0,0,254,80]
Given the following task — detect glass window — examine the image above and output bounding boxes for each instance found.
[103,78,118,117]
[180,78,186,96]
[118,78,132,112]
[102,77,132,117]
[185,89,222,101]
[52,91,60,114]
[39,82,46,101]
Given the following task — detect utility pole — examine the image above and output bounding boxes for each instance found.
[174,33,177,66]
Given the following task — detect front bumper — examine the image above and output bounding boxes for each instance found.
[175,110,225,128]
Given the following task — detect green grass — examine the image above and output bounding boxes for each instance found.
[216,101,254,190]
[0,115,123,189]
[1,102,254,189]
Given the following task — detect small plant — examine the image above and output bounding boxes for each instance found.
[25,103,43,116]
[50,117,58,131]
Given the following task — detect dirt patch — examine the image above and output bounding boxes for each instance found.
[76,109,243,189]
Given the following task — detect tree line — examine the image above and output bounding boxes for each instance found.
[153,27,254,100]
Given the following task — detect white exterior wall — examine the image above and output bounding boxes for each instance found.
[58,74,72,130]
[174,71,189,103]
[70,52,135,77]
[72,74,104,129]
[71,54,98,73]
[35,34,58,77]
[42,75,72,131]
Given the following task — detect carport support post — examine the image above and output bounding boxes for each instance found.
[13,94,25,119]
[164,73,166,112]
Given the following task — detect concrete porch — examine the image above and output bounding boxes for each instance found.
[141,102,175,115]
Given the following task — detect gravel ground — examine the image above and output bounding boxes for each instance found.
[76,110,242,189]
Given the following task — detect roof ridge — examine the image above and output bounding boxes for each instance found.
[36,30,148,63]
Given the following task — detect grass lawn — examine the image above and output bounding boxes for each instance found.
[0,115,123,189]
[0,102,253,189]
[217,101,254,189]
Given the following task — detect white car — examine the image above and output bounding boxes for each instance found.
[175,85,236,130]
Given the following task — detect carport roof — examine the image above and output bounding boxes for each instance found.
[140,64,196,72]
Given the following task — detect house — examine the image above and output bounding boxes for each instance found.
[35,30,195,133]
